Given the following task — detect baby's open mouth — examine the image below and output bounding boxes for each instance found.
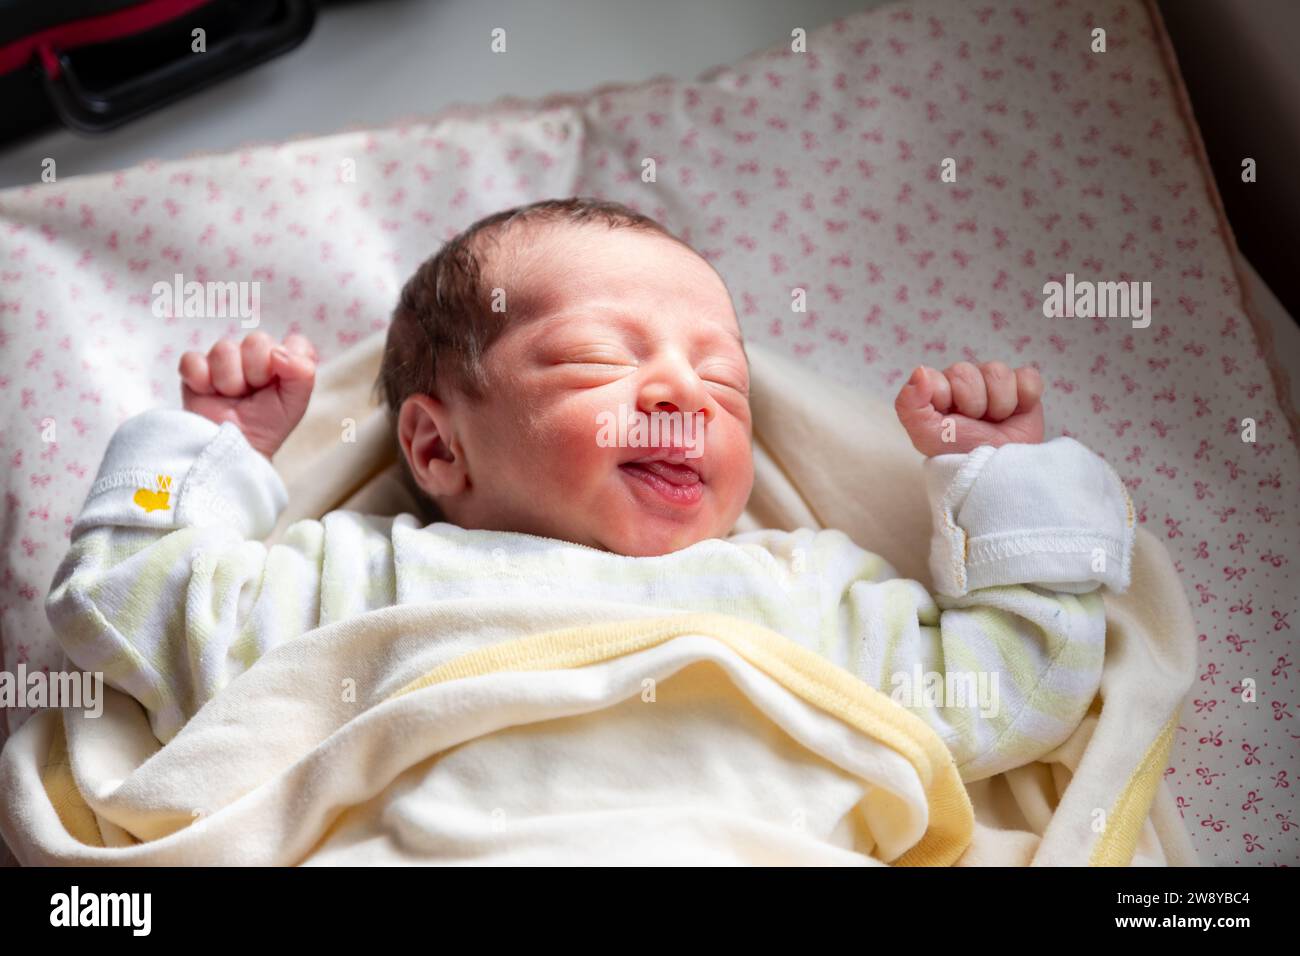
[619,451,703,507]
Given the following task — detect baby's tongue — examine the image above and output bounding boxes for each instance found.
[625,460,700,485]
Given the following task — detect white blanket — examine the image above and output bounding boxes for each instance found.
[0,340,1199,865]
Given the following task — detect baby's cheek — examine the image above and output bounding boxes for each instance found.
[541,404,618,485]
[711,430,755,512]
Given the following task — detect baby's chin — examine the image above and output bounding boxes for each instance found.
[588,514,725,557]
[603,535,708,558]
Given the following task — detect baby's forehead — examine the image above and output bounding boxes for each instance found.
[487,220,735,325]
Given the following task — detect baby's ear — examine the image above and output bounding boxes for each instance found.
[397,394,466,498]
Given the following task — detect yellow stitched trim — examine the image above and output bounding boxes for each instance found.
[942,506,967,589]
[1089,713,1178,866]
[389,612,975,866]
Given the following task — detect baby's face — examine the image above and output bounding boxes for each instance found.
[434,224,754,556]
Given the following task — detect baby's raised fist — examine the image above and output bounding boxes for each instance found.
[179,332,318,459]
[894,360,1045,457]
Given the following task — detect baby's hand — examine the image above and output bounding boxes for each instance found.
[179,332,318,459]
[894,361,1045,457]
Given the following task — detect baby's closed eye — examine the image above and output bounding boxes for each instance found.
[546,342,636,365]
[698,365,749,392]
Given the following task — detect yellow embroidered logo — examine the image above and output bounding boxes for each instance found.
[132,474,173,513]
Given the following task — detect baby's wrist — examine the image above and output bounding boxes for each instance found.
[242,428,286,462]
[921,436,1042,458]
[180,404,283,461]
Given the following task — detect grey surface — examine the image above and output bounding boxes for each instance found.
[0,0,881,189]
[1156,0,1300,324]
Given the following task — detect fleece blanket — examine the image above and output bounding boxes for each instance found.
[0,337,1198,865]
[2,607,975,866]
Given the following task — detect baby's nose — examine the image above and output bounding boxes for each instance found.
[637,365,713,422]
[644,398,711,424]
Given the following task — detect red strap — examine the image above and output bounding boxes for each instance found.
[0,0,214,80]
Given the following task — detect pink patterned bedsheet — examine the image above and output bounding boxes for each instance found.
[1,0,1296,865]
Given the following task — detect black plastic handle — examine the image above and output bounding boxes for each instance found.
[40,0,316,133]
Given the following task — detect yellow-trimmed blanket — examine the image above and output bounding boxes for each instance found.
[0,337,1198,865]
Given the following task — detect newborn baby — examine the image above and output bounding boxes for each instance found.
[47,198,1134,783]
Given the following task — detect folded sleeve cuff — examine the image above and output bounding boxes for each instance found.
[73,408,289,539]
[922,437,1135,598]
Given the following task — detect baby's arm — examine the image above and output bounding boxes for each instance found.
[754,434,1131,784]
[746,361,1130,782]
[893,361,1130,780]
[45,334,395,743]
[891,436,1127,782]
